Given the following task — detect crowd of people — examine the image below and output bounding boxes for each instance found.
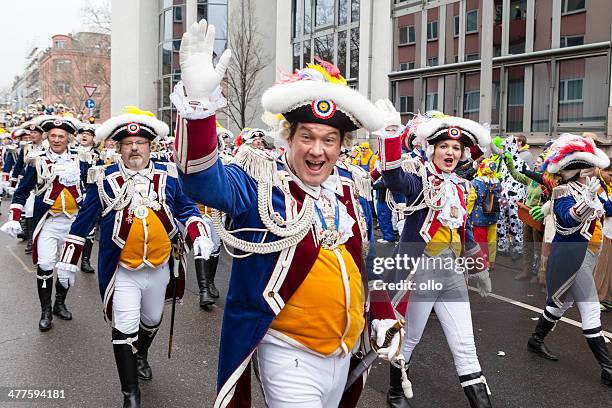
[0,18,610,408]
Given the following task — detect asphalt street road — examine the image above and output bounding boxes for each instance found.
[0,217,611,407]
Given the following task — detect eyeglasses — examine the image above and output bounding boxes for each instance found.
[119,140,149,148]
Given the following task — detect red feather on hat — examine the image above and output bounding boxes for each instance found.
[548,137,595,164]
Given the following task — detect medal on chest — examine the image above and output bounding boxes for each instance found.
[126,179,161,224]
[315,194,341,250]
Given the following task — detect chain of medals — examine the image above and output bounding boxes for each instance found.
[314,193,341,250]
[126,177,161,224]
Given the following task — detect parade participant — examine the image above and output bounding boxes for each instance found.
[171,20,400,407]
[527,134,612,387]
[0,115,83,331]
[1,128,24,189]
[466,157,503,271]
[376,105,493,407]
[76,123,100,274]
[99,138,120,165]
[53,107,214,408]
[11,122,47,254]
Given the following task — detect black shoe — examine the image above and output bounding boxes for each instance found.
[195,258,215,308]
[80,239,95,273]
[387,364,412,408]
[24,218,32,254]
[112,329,141,408]
[460,372,492,408]
[135,322,160,381]
[52,280,72,320]
[207,255,220,299]
[36,268,54,331]
[584,331,612,387]
[528,316,558,361]
[17,218,26,241]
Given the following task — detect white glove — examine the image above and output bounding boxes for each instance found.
[6,186,15,195]
[470,269,492,297]
[193,236,215,260]
[582,177,604,213]
[180,19,232,104]
[371,319,404,364]
[373,99,403,138]
[56,262,78,289]
[0,220,22,238]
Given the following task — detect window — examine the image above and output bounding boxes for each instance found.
[304,0,312,34]
[510,0,527,20]
[303,40,311,65]
[350,27,359,78]
[399,61,415,71]
[427,57,438,66]
[465,53,479,61]
[55,82,70,95]
[173,5,183,22]
[561,0,586,14]
[464,91,479,113]
[560,35,584,48]
[314,34,333,63]
[54,40,66,49]
[351,0,359,22]
[337,31,347,76]
[559,78,583,103]
[399,25,415,45]
[293,42,301,71]
[425,93,438,111]
[315,0,334,27]
[454,55,459,63]
[453,16,459,37]
[507,80,524,106]
[399,96,414,114]
[427,20,438,41]
[55,59,71,73]
[466,10,478,34]
[338,0,348,25]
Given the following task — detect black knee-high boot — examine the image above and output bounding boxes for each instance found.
[584,330,612,386]
[195,258,215,307]
[387,364,412,407]
[207,254,220,298]
[52,280,72,320]
[460,372,493,408]
[527,315,558,361]
[112,329,141,408]
[80,238,95,273]
[135,321,160,381]
[36,267,54,331]
[24,218,32,254]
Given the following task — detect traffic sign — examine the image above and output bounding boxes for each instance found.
[83,85,97,98]
[84,99,96,109]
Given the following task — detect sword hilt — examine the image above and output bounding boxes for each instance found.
[373,319,405,351]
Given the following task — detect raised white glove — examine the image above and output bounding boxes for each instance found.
[0,220,22,238]
[56,262,78,289]
[371,319,404,363]
[179,19,232,104]
[373,99,403,138]
[193,235,215,260]
[583,177,604,212]
[470,269,492,297]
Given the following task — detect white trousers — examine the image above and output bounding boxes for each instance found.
[400,251,482,376]
[37,215,73,271]
[545,249,601,331]
[257,333,351,408]
[112,263,170,334]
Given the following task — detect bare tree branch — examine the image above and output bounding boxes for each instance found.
[224,0,267,130]
[81,0,112,34]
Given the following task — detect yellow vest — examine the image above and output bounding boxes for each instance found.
[588,219,603,254]
[270,245,365,355]
[119,210,171,270]
[425,226,462,257]
[49,188,79,216]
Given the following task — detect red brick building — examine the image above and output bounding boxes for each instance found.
[39,32,111,121]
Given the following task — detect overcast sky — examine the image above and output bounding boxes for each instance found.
[0,0,107,89]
